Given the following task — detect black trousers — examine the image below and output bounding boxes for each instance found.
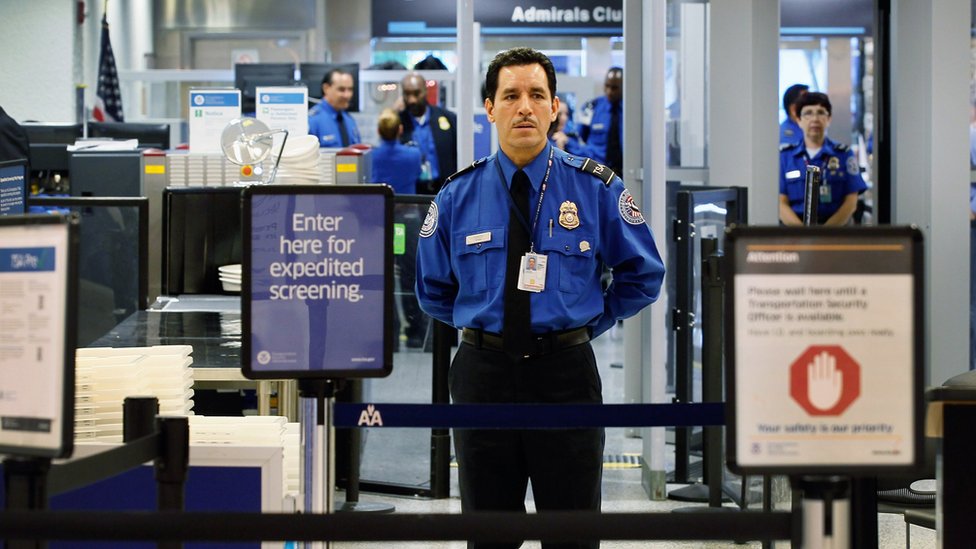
[450,341,604,549]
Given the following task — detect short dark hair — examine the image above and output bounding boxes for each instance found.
[783,83,809,113]
[322,68,352,87]
[484,47,557,103]
[794,91,832,116]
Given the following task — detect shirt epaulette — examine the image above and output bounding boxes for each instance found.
[444,156,488,185]
[571,156,616,186]
[833,143,848,152]
[779,142,796,152]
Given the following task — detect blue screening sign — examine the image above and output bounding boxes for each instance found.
[0,161,27,216]
[242,185,394,379]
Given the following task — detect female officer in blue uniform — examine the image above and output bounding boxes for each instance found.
[779,92,867,226]
[416,47,664,549]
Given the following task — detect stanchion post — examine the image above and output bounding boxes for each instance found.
[123,396,159,443]
[794,476,850,549]
[430,320,453,499]
[154,416,189,549]
[298,378,334,549]
[802,166,822,227]
[3,457,51,549]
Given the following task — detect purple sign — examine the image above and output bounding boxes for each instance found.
[242,186,393,379]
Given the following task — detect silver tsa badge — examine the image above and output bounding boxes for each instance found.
[558,201,580,230]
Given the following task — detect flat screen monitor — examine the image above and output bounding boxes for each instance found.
[23,123,83,172]
[0,159,28,215]
[299,62,360,112]
[234,63,296,113]
[22,123,83,145]
[87,121,171,150]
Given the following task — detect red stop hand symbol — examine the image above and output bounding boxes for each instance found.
[790,345,860,416]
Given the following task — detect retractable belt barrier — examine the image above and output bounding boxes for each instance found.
[332,402,724,428]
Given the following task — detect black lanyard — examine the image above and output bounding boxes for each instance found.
[495,146,554,253]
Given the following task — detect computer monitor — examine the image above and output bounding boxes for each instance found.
[23,123,83,173]
[87,121,171,150]
[299,62,361,112]
[0,158,28,215]
[234,63,296,113]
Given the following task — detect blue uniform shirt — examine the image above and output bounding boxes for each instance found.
[779,118,802,146]
[416,144,665,338]
[408,113,441,181]
[371,139,422,194]
[308,102,361,148]
[780,137,867,220]
[577,96,620,165]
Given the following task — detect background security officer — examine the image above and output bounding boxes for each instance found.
[577,66,624,176]
[779,91,867,226]
[308,67,361,148]
[399,71,458,194]
[416,47,665,549]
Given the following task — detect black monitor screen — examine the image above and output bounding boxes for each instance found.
[234,63,296,113]
[88,122,171,150]
[22,123,83,145]
[23,123,82,173]
[299,62,360,112]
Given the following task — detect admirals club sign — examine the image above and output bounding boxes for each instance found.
[510,5,622,23]
[372,0,624,37]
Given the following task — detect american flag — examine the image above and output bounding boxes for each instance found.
[93,13,123,122]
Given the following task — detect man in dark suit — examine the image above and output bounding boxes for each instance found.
[399,72,458,195]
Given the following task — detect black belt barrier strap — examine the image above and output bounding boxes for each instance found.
[0,510,792,543]
[332,402,724,428]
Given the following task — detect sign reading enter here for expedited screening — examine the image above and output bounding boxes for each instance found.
[726,226,923,475]
[242,185,393,380]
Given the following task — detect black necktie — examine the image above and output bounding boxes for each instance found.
[336,112,350,147]
[503,170,532,359]
[606,103,622,176]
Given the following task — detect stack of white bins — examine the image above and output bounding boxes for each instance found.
[74,345,195,442]
[187,415,300,499]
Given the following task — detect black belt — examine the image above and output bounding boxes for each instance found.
[461,327,591,358]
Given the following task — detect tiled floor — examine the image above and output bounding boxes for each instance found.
[344,328,936,548]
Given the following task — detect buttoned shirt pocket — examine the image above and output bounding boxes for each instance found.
[453,226,506,292]
[538,231,596,292]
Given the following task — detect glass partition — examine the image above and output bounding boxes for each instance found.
[28,196,148,347]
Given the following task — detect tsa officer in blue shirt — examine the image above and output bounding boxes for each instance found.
[416,47,664,549]
[779,83,808,147]
[308,68,361,148]
[399,72,458,194]
[779,92,867,226]
[371,108,421,194]
[578,67,624,175]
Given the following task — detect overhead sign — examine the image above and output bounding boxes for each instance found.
[372,0,623,37]
[726,226,923,475]
[188,89,242,154]
[0,214,78,458]
[242,185,394,379]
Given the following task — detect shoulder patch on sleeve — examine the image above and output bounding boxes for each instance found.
[618,188,645,225]
[444,156,488,185]
[419,201,438,238]
[576,157,616,186]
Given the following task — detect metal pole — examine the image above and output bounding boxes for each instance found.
[802,166,822,226]
[796,476,851,549]
[299,379,333,549]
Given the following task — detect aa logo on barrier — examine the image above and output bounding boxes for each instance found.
[789,345,860,416]
[357,404,383,426]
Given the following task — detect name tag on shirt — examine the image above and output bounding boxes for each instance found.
[465,231,492,245]
[786,170,802,179]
